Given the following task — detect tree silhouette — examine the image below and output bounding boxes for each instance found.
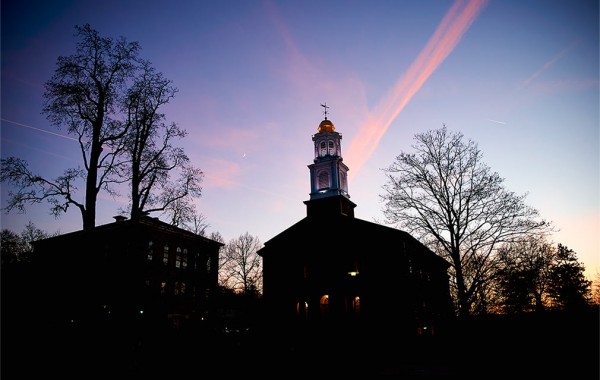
[546,244,591,311]
[380,125,552,318]
[495,235,557,313]
[0,222,55,264]
[1,24,203,230]
[219,232,263,295]
[1,25,141,230]
[116,60,203,224]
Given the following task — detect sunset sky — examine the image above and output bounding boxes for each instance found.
[2,0,598,279]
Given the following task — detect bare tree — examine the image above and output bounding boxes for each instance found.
[116,61,203,224]
[209,231,225,245]
[219,232,263,295]
[177,208,210,236]
[1,24,140,230]
[1,222,55,264]
[1,24,205,231]
[380,125,551,318]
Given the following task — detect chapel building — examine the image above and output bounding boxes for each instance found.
[257,110,454,340]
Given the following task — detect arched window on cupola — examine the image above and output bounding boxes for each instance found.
[320,141,327,157]
[328,140,335,155]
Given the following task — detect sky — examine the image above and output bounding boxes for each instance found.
[1,0,598,279]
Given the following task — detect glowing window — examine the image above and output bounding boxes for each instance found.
[319,295,330,317]
[353,296,361,315]
[296,301,309,319]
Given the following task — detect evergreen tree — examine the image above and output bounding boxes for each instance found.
[546,244,591,311]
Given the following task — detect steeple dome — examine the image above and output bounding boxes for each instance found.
[318,118,335,133]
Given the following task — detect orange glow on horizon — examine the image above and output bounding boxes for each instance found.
[346,0,489,179]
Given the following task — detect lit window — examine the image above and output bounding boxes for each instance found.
[319,295,330,317]
[296,301,308,319]
[352,296,361,315]
[176,247,182,268]
[147,240,154,261]
[160,282,167,294]
[163,245,169,265]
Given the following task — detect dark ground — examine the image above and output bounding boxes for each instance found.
[2,309,598,379]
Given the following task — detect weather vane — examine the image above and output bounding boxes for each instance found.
[320,102,330,119]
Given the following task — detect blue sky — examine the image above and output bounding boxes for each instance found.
[2,0,598,278]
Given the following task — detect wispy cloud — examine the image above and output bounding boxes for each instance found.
[1,118,77,141]
[346,0,489,178]
[487,118,507,125]
[516,43,573,92]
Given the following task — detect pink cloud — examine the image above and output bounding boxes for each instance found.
[204,158,241,189]
[345,0,489,179]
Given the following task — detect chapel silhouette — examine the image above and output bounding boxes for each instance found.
[257,107,455,340]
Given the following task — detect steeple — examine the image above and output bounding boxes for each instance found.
[305,104,356,218]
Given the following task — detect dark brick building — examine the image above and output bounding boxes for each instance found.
[31,215,223,330]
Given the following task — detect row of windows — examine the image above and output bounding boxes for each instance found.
[146,240,212,272]
[295,294,361,318]
[144,279,210,299]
